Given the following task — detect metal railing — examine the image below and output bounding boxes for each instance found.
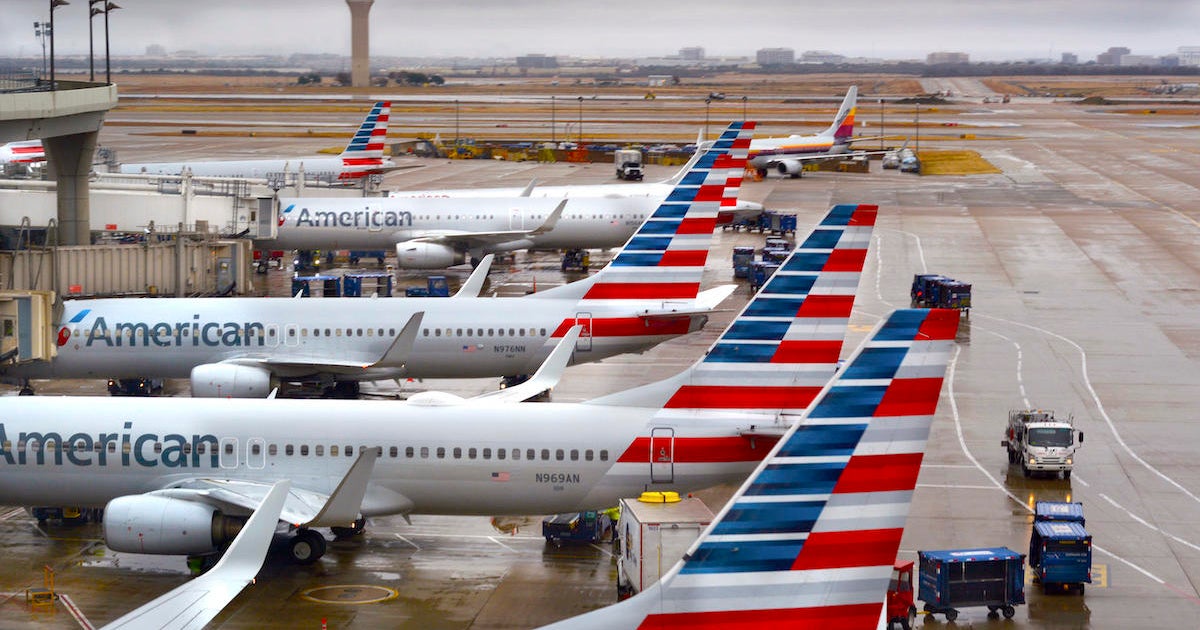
[0,69,48,93]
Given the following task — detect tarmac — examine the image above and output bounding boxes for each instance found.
[3,92,1200,628]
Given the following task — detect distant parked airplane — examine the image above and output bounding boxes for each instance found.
[118,102,394,181]
[747,86,882,178]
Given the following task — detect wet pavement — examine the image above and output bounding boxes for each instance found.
[3,94,1200,628]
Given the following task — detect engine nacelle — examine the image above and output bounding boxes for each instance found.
[191,363,274,398]
[775,160,804,177]
[104,495,244,555]
[395,241,465,269]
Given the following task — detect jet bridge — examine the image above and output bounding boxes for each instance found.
[0,290,56,365]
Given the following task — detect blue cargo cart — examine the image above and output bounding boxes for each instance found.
[542,511,612,545]
[1030,501,1092,594]
[918,547,1025,621]
[750,261,780,292]
[910,274,947,306]
[731,246,755,279]
[343,272,393,297]
[291,275,341,297]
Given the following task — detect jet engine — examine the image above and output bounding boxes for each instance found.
[104,495,246,555]
[775,160,804,178]
[395,241,465,269]
[191,363,274,398]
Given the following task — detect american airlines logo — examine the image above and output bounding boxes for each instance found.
[0,422,219,469]
[80,315,268,348]
[289,207,413,229]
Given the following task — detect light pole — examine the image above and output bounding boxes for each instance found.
[576,96,583,146]
[50,0,70,88]
[89,0,104,82]
[454,99,459,146]
[550,95,555,145]
[741,95,747,121]
[704,98,711,140]
[914,104,920,155]
[33,21,49,80]
[103,2,121,83]
[879,98,885,150]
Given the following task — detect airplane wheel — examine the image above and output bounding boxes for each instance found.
[289,529,327,565]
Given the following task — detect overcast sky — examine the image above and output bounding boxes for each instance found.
[4,0,1198,62]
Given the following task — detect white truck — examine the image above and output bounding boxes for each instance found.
[615,492,713,600]
[614,149,644,181]
[1002,409,1083,478]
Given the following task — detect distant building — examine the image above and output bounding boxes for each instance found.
[678,47,704,61]
[1178,46,1200,66]
[800,50,845,64]
[1061,52,1078,65]
[516,54,558,70]
[926,51,969,64]
[1119,54,1159,67]
[1096,47,1131,65]
[145,44,167,57]
[756,47,795,65]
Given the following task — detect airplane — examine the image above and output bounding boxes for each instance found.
[541,307,961,630]
[263,133,756,269]
[747,85,882,179]
[0,204,879,570]
[116,102,394,182]
[0,140,46,165]
[2,122,758,398]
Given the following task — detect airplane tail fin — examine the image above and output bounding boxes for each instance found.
[338,101,391,179]
[586,203,877,413]
[545,308,960,629]
[823,86,858,141]
[530,122,753,302]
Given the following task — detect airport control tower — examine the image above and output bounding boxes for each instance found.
[346,0,374,88]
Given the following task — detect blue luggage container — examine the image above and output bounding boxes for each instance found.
[918,547,1025,621]
[1030,501,1091,594]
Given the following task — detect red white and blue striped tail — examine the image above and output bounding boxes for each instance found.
[586,203,876,413]
[576,121,754,302]
[338,101,391,179]
[544,308,960,630]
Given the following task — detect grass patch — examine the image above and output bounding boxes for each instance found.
[917,150,1001,176]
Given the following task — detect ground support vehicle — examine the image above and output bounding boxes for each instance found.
[614,149,644,180]
[1003,409,1083,478]
[107,377,164,396]
[292,275,342,297]
[542,511,611,545]
[750,261,780,292]
[615,492,713,600]
[911,273,971,315]
[343,272,393,297]
[561,249,590,272]
[886,561,918,629]
[731,246,755,278]
[404,276,449,297]
[1030,501,1092,594]
[918,547,1025,621]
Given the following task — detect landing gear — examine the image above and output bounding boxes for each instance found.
[288,529,328,565]
[331,517,367,539]
[323,381,361,399]
[18,379,34,396]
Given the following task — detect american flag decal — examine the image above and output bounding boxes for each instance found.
[491,472,510,482]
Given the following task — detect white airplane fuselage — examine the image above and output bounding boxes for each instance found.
[265,196,650,251]
[8,293,700,381]
[746,135,849,170]
[0,397,766,516]
[117,157,389,181]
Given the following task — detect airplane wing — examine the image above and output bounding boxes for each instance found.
[99,481,291,630]
[469,325,582,403]
[452,254,494,298]
[153,448,381,528]
[407,198,566,249]
[221,312,423,374]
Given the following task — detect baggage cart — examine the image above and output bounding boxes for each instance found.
[918,547,1025,621]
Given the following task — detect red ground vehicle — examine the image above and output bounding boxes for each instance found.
[887,560,918,630]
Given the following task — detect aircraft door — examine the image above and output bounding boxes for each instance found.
[649,427,675,484]
[574,312,593,351]
[247,437,266,470]
[284,323,300,346]
[219,437,239,469]
[509,208,523,230]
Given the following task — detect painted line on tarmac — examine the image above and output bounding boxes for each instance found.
[946,344,1167,587]
[917,483,1003,491]
[57,593,96,630]
[1099,493,1200,554]
[487,536,522,553]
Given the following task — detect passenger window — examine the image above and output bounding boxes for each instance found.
[346,445,353,457]
[497,448,506,460]
[556,449,564,461]
[423,329,429,336]
[512,448,520,460]
[482,448,492,459]
[313,329,320,337]
[468,448,477,459]
[435,329,441,337]
[406,446,415,458]
[570,449,578,461]
[269,444,278,456]
[315,445,324,456]
[420,447,429,458]
[301,329,308,337]
[600,449,609,461]
[288,328,295,337]
[453,447,462,458]
[326,328,331,336]
[527,448,536,460]
[509,328,515,336]
[541,449,550,460]
[224,443,234,455]
[585,449,593,461]
[300,445,309,456]
[467,329,472,337]
[378,328,384,336]
[540,328,547,336]
[389,328,395,336]
[477,329,484,336]
[457,328,463,336]
[346,328,353,336]
[286,444,294,456]
[488,328,494,336]
[436,447,446,458]
[389,446,398,458]
[153,442,162,454]
[331,445,339,456]
[519,328,525,336]
[357,329,363,336]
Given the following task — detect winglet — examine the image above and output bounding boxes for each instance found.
[694,284,737,311]
[100,481,291,630]
[368,311,424,368]
[469,325,582,403]
[528,199,567,236]
[519,179,538,197]
[453,255,494,298]
[303,448,379,528]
